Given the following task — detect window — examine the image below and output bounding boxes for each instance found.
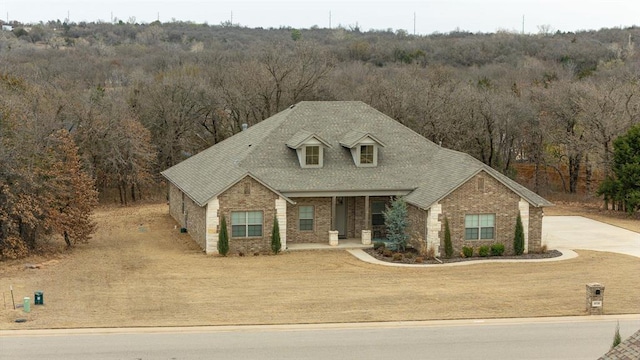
[231,211,263,238]
[299,206,314,231]
[360,145,374,164]
[465,214,495,240]
[371,201,386,226]
[305,146,320,166]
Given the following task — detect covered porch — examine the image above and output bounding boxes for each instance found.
[283,190,413,248]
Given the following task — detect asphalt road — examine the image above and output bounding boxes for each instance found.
[543,216,640,258]
[2,316,639,360]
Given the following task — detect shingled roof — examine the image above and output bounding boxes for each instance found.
[162,101,552,208]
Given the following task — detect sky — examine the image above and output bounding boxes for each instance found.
[2,0,639,35]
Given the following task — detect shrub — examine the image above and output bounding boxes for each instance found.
[478,245,490,257]
[392,252,403,261]
[383,249,393,257]
[404,251,414,259]
[490,243,505,256]
[271,215,281,255]
[426,246,436,260]
[612,321,622,349]
[373,241,386,251]
[514,212,524,255]
[539,244,548,254]
[415,256,424,263]
[462,246,473,258]
[217,215,229,256]
[444,217,453,258]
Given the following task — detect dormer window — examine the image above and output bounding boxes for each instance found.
[305,145,320,166]
[286,130,331,169]
[360,145,374,164]
[340,131,385,167]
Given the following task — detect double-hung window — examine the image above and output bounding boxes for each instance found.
[299,206,314,231]
[231,211,263,238]
[360,145,374,164]
[305,146,320,166]
[465,214,495,240]
[371,201,386,226]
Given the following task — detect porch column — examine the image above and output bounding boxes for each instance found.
[275,197,287,251]
[518,198,530,254]
[364,195,370,230]
[331,196,337,230]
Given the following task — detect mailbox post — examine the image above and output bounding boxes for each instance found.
[586,283,605,315]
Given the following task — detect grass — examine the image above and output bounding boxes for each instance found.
[1,203,639,330]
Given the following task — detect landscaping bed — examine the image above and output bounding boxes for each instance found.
[364,246,563,264]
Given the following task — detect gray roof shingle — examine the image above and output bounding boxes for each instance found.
[162,101,552,208]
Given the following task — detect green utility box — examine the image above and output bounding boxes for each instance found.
[23,297,30,313]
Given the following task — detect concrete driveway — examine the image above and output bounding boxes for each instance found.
[542,216,640,258]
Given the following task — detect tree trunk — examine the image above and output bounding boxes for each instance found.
[131,183,136,202]
[64,230,71,247]
[568,153,582,193]
[585,154,592,196]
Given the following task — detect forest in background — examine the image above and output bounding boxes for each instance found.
[1,20,639,257]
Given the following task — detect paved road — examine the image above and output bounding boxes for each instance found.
[2,316,639,360]
[543,216,640,258]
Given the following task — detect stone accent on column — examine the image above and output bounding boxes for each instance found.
[329,230,339,246]
[361,229,372,245]
[518,198,530,254]
[275,197,287,250]
[205,197,220,254]
[426,203,442,256]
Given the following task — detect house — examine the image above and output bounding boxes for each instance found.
[1,25,13,32]
[598,329,640,360]
[162,101,552,256]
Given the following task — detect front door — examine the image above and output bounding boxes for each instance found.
[335,197,347,238]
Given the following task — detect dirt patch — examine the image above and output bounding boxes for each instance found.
[1,202,638,330]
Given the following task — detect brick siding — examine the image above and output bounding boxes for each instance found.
[217,176,279,255]
[286,197,332,244]
[439,171,542,256]
[168,183,206,250]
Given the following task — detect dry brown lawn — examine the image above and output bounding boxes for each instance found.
[1,203,639,330]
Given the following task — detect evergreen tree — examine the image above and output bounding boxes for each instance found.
[598,124,640,213]
[444,217,453,258]
[514,212,524,255]
[271,215,281,254]
[611,321,622,349]
[218,215,229,256]
[384,197,409,251]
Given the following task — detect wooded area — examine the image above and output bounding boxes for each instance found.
[0,20,639,257]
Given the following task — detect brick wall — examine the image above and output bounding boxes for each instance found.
[217,176,279,254]
[168,183,206,250]
[168,183,184,227]
[439,171,542,256]
[528,206,543,252]
[185,195,206,250]
[286,197,332,244]
[407,204,427,250]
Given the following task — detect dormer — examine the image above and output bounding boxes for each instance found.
[286,130,332,168]
[339,131,386,167]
